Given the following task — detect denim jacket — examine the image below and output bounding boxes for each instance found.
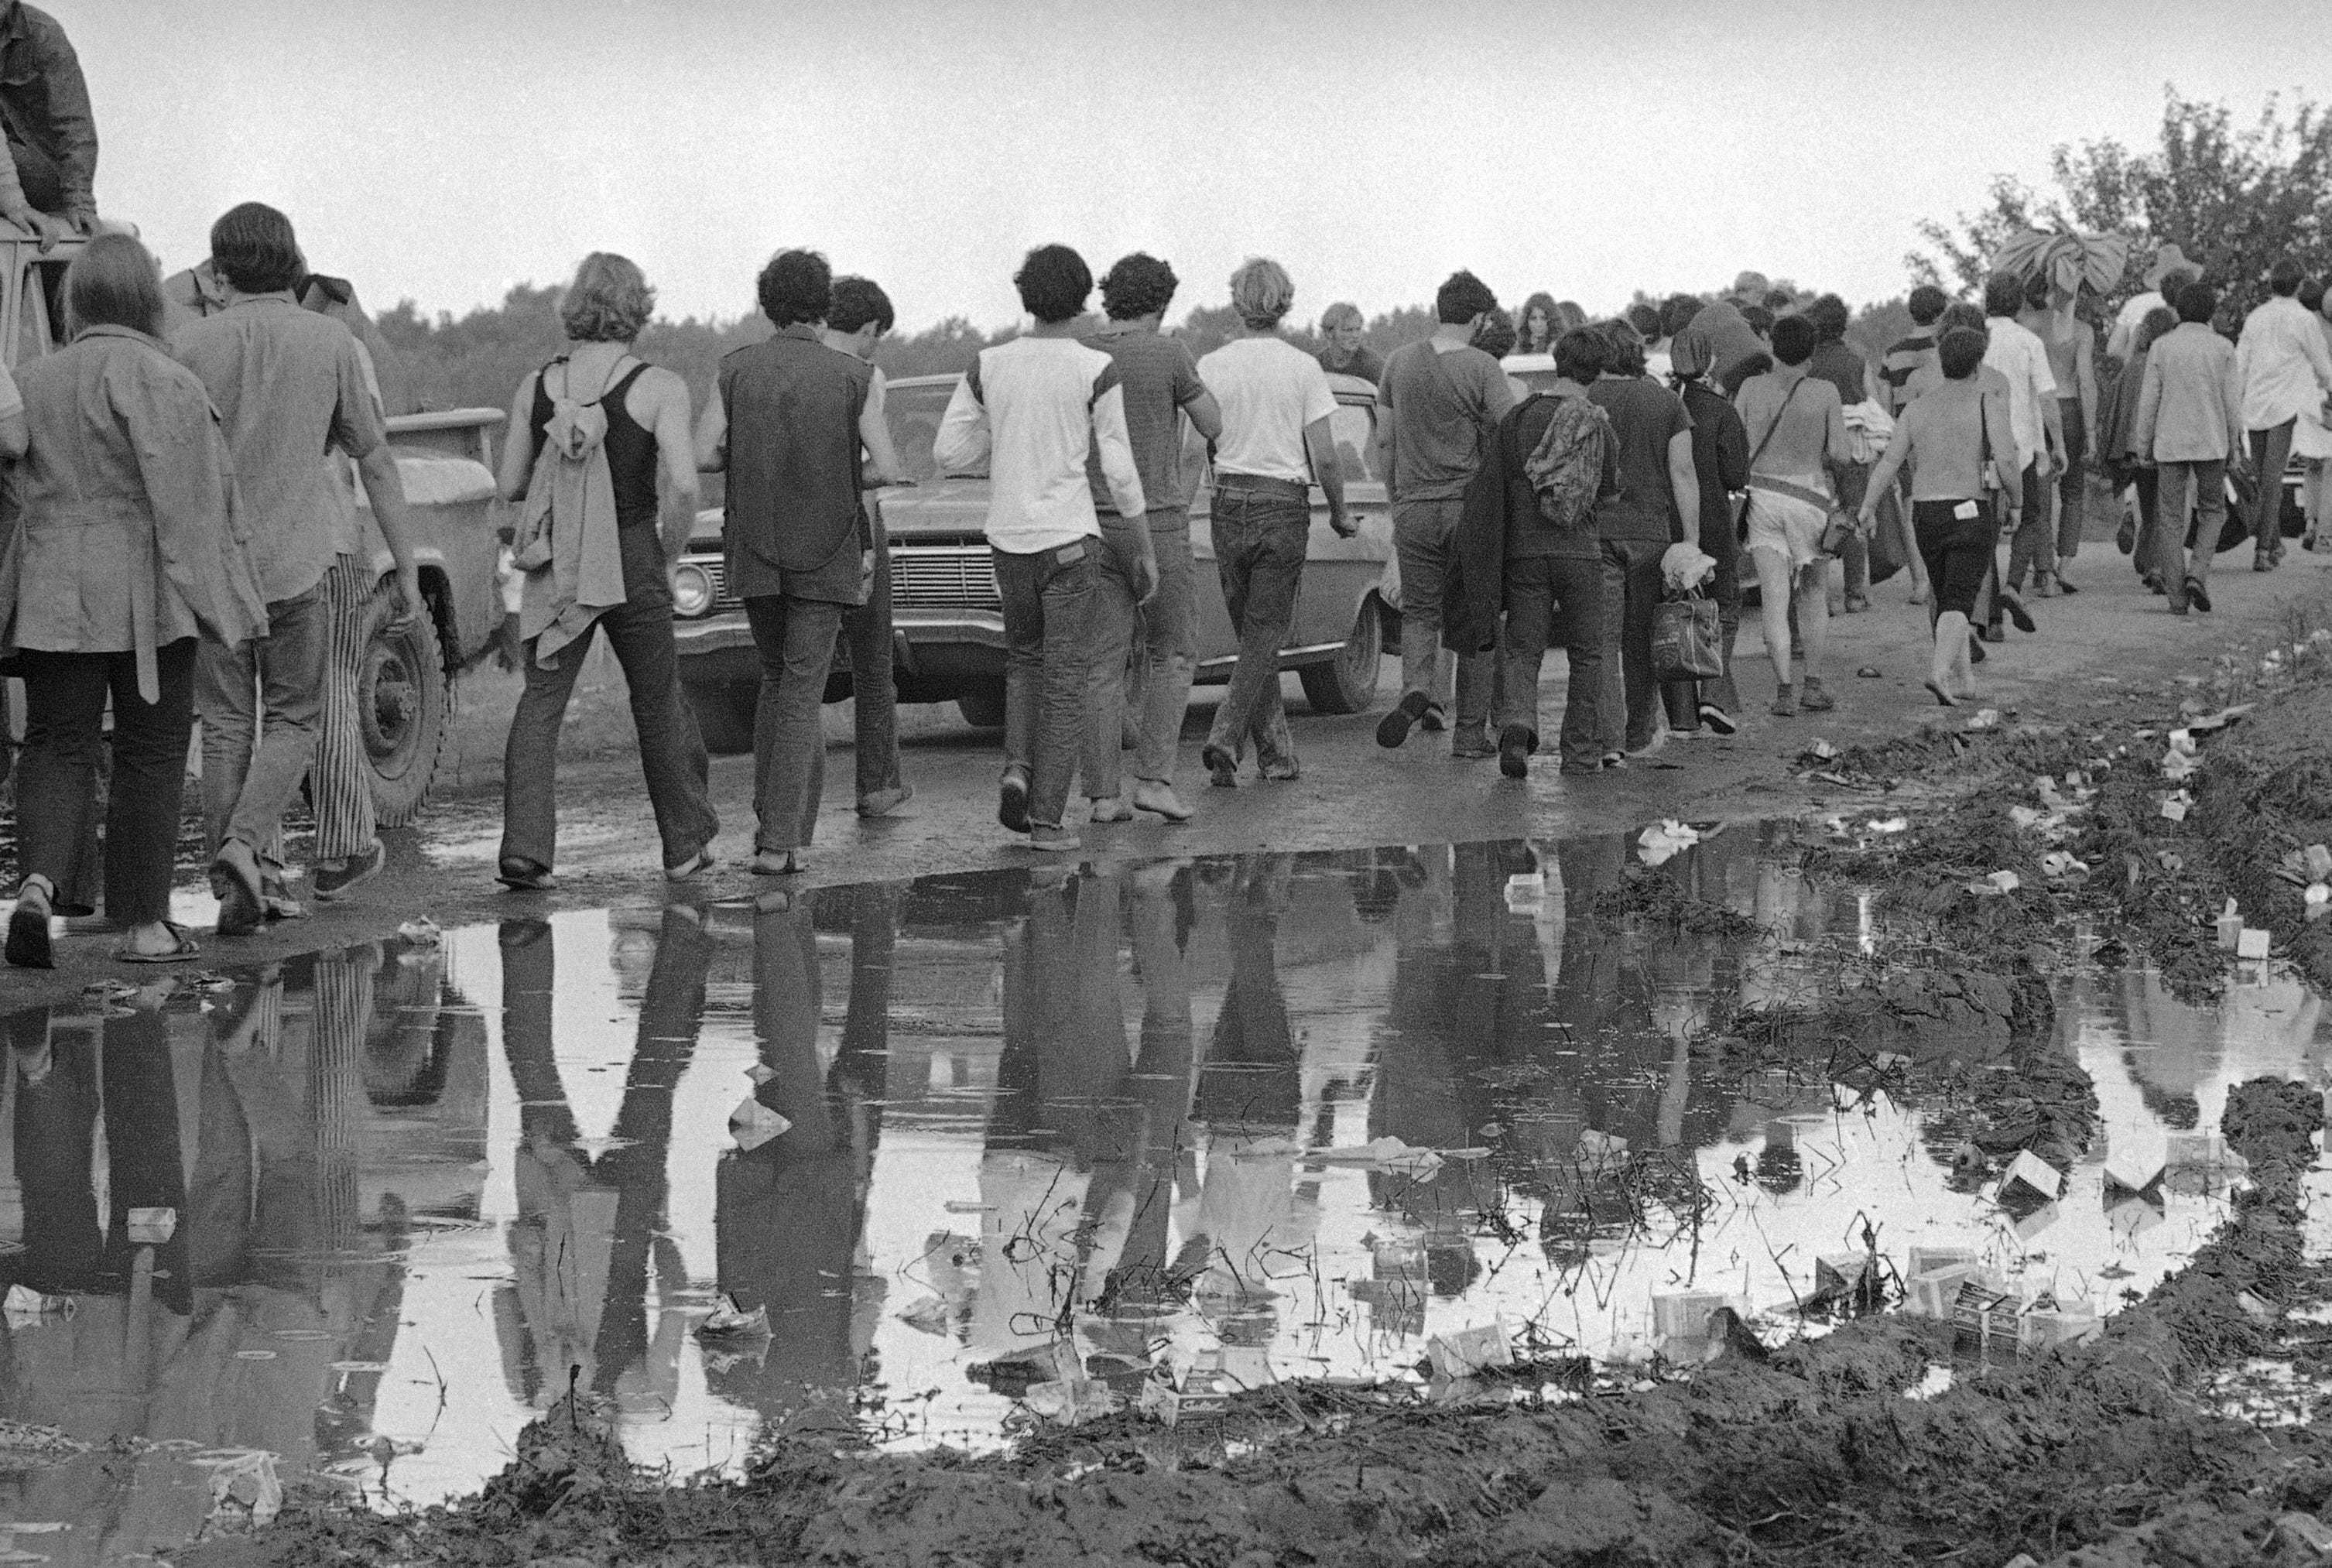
[0,2,94,220]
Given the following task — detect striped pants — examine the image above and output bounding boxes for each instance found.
[262,555,376,870]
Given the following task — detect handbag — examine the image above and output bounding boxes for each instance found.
[1734,378,1806,545]
[1652,589,1724,681]
[1817,509,1857,559]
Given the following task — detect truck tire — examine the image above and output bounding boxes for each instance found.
[684,678,759,755]
[957,687,1007,730]
[1300,594,1386,715]
[359,586,453,827]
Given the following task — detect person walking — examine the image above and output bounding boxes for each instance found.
[2108,244,2197,362]
[1193,257,1349,786]
[2,235,266,967]
[1082,252,1221,823]
[2015,271,2097,595]
[1858,327,2021,706]
[2134,282,2248,615]
[1665,320,1749,734]
[2236,255,2332,572]
[1806,294,1877,611]
[1490,326,1615,779]
[821,275,914,818]
[1587,321,1698,756]
[937,244,1145,849]
[1374,270,1515,756]
[1983,272,2066,601]
[1315,301,1384,384]
[2101,305,2178,590]
[173,203,424,936]
[1734,314,1845,717]
[494,252,721,889]
[1878,286,1950,416]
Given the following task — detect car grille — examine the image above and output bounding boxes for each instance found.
[686,544,1002,615]
[892,548,1002,611]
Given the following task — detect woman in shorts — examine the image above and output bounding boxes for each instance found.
[1734,315,1849,716]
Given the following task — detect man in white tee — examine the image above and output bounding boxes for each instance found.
[2236,255,2332,570]
[937,245,1145,852]
[1982,271,2064,600]
[1193,257,1351,788]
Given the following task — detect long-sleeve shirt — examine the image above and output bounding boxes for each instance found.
[936,336,1143,554]
[2135,322,2244,464]
[2235,295,2332,433]
[0,3,94,219]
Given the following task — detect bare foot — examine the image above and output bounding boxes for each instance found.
[1130,780,1193,822]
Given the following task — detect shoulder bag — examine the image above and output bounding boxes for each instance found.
[1734,378,1804,546]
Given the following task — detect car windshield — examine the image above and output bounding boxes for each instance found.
[887,379,956,482]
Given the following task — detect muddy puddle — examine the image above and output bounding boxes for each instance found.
[2,824,2327,1563]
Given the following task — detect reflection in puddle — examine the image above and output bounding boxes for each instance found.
[2,827,2328,1562]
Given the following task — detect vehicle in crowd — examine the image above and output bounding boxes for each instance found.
[0,228,512,823]
[669,370,1400,751]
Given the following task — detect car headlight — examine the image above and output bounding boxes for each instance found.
[670,562,715,618]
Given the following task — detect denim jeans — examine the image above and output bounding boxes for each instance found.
[197,584,327,873]
[501,594,719,871]
[2251,418,2296,555]
[1832,461,1871,598]
[1392,496,1491,717]
[1088,508,1196,796]
[15,641,195,928]
[995,540,1096,831]
[1206,483,1308,772]
[2005,460,2052,588]
[841,517,903,807]
[744,594,844,854]
[1496,553,1603,771]
[2156,459,2228,601]
[2057,399,2087,559]
[1597,537,1667,753]
[2132,467,2162,580]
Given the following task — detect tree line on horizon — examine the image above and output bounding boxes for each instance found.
[376,87,2328,416]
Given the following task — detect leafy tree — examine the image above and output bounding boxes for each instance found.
[1912,89,2332,324]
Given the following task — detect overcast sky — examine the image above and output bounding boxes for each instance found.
[74,0,2306,332]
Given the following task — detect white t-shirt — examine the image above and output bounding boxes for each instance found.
[935,335,1145,554]
[2108,290,2166,362]
[1197,334,1337,484]
[1983,315,2057,467]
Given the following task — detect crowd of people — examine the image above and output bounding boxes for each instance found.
[6,201,2332,953]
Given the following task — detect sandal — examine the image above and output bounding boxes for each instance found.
[497,858,559,892]
[663,847,715,883]
[749,850,809,877]
[116,922,200,964]
[6,878,53,970]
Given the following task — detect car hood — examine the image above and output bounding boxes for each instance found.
[688,476,992,550]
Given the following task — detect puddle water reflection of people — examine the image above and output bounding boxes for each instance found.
[0,944,478,1561]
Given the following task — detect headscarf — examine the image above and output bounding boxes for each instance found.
[1668,320,1716,382]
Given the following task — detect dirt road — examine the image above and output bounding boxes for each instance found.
[4,539,2320,1011]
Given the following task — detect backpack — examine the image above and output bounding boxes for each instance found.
[1520,394,1613,532]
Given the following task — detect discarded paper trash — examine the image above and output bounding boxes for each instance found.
[1814,1253,1883,1313]
[1575,1128,1628,1169]
[1503,871,1545,912]
[1026,1378,1121,1426]
[1140,1371,1231,1427]
[1966,870,2022,897]
[2039,851,2088,878]
[1426,1317,1514,1379]
[1965,709,2000,731]
[2159,791,2192,823]
[2238,927,2272,960]
[126,1207,178,1245]
[2020,1299,2102,1351]
[1636,820,1700,866]
[206,1450,283,1529]
[2308,844,2332,882]
[694,1293,770,1340]
[1652,1290,1748,1341]
[1,1285,69,1326]
[2002,1149,2064,1202]
[1907,1245,1978,1279]
[728,1095,791,1152]
[396,916,443,948]
[2217,900,2244,950]
[1906,1265,1981,1319]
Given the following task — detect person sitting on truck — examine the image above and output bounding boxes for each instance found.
[0,2,97,245]
[173,202,424,936]
[936,243,1145,851]
[820,274,915,820]
[495,252,720,891]
[700,248,903,873]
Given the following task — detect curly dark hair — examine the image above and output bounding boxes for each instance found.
[1435,269,1498,326]
[1014,244,1092,324]
[1659,293,1704,339]
[1098,252,1179,321]
[757,248,832,328]
[828,276,894,335]
[1806,293,1851,342]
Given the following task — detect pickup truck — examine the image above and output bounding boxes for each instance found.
[0,231,510,824]
[669,369,1399,752]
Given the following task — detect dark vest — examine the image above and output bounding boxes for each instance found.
[717,326,872,604]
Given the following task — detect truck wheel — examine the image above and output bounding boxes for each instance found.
[1300,594,1385,715]
[683,679,759,755]
[957,687,1007,730]
[358,587,452,827]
